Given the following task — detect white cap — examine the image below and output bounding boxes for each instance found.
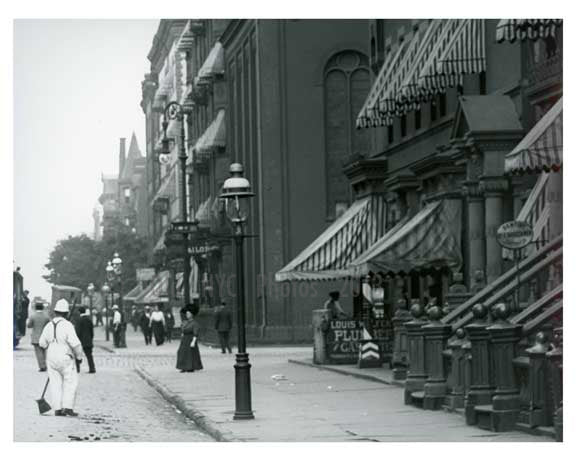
[54,299,70,313]
[112,304,119,310]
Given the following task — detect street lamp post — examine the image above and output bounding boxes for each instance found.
[106,261,115,344]
[159,101,191,308]
[112,253,125,348]
[102,282,110,341]
[220,163,255,420]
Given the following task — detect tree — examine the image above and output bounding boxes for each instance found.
[44,234,99,289]
[44,230,149,294]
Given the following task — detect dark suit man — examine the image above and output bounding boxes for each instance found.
[75,307,96,373]
[214,302,233,354]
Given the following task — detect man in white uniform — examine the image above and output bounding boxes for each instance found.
[38,299,84,417]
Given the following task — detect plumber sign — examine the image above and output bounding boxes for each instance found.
[326,320,363,364]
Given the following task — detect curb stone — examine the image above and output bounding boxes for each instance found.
[288,359,405,388]
[134,366,237,442]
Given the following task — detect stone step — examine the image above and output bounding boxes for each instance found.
[410,391,425,409]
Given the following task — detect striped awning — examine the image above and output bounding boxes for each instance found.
[505,97,562,174]
[357,20,486,128]
[351,200,462,275]
[152,169,176,204]
[195,41,224,85]
[356,39,408,128]
[195,195,214,226]
[134,271,170,305]
[275,195,387,281]
[416,19,485,102]
[496,19,562,43]
[176,259,199,300]
[194,109,226,155]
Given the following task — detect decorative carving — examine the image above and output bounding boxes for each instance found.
[471,270,486,294]
[479,177,510,196]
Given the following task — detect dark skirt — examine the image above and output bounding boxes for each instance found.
[176,334,203,371]
[152,321,165,345]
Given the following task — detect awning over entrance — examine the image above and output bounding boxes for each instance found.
[134,271,170,305]
[351,200,462,275]
[193,109,226,155]
[505,97,562,174]
[356,19,485,128]
[275,195,387,281]
[496,19,562,43]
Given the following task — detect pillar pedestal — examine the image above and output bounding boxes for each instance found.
[392,299,411,380]
[404,301,428,406]
[445,328,467,410]
[422,306,452,410]
[485,303,522,432]
[464,304,493,425]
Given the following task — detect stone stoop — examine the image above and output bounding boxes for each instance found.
[472,404,520,432]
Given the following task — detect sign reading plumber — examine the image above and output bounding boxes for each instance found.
[326,320,362,364]
[497,221,534,250]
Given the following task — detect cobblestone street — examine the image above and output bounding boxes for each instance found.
[13,331,214,442]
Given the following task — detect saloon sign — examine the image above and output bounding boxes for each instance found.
[496,221,534,250]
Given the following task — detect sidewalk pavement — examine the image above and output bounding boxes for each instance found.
[136,345,548,443]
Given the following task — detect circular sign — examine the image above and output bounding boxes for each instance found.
[496,221,534,249]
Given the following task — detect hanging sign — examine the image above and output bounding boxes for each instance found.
[496,221,534,250]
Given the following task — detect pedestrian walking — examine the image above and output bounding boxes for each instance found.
[112,305,122,348]
[164,309,175,343]
[176,306,203,373]
[18,290,30,337]
[150,305,166,346]
[27,302,50,371]
[214,301,233,354]
[75,307,96,373]
[38,299,84,417]
[140,306,152,345]
[131,306,139,332]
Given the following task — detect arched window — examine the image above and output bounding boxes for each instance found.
[324,50,370,219]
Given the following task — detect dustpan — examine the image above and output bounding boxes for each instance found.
[36,378,51,414]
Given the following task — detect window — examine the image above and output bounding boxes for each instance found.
[415,108,421,130]
[430,99,437,122]
[439,93,447,117]
[324,50,370,219]
[400,114,407,137]
[387,125,394,144]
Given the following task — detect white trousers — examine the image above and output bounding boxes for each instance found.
[47,355,78,410]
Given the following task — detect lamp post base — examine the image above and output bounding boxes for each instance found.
[233,352,254,420]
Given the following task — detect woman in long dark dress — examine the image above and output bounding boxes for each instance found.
[176,308,203,372]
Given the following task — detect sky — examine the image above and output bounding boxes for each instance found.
[14,19,159,300]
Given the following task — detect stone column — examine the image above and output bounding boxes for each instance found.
[486,303,522,432]
[463,183,486,288]
[481,177,509,283]
[464,303,493,425]
[404,301,428,405]
[445,328,467,410]
[312,309,330,364]
[392,298,412,380]
[422,305,453,410]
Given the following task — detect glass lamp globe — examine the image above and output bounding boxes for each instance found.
[159,153,170,165]
[219,163,254,223]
